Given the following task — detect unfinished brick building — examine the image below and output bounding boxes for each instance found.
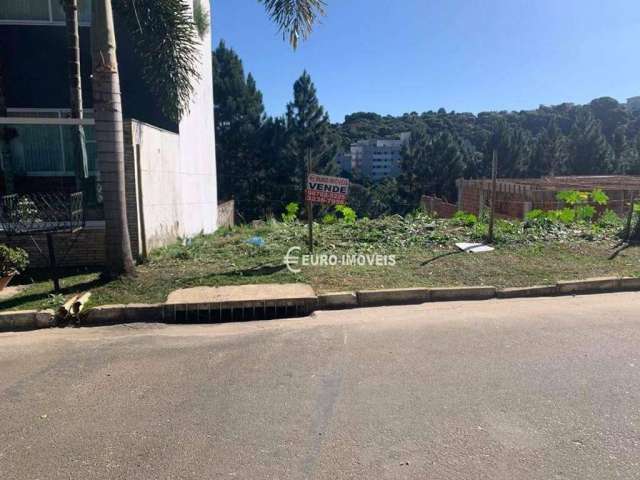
[456,176,640,219]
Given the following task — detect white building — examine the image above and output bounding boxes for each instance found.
[339,132,410,181]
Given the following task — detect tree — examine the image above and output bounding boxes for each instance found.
[589,97,628,143]
[87,0,203,277]
[285,71,338,203]
[398,128,465,206]
[61,0,89,191]
[567,110,614,174]
[91,0,136,276]
[483,119,533,178]
[259,0,326,49]
[213,42,266,219]
[0,54,16,194]
[531,120,569,177]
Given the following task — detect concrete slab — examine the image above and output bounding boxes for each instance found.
[166,283,317,305]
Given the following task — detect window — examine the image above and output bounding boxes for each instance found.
[0,0,91,24]
[6,109,97,175]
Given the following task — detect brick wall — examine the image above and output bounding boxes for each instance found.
[459,185,482,216]
[421,195,458,218]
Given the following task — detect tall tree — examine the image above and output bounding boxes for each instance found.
[398,128,465,204]
[286,71,338,203]
[91,0,135,276]
[259,0,326,48]
[90,0,203,276]
[531,120,569,177]
[61,0,89,191]
[484,120,533,178]
[212,42,266,219]
[567,110,614,174]
[0,53,16,194]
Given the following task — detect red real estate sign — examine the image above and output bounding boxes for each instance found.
[305,174,350,205]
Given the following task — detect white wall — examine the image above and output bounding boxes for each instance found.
[177,0,217,235]
[131,121,182,252]
[127,3,217,254]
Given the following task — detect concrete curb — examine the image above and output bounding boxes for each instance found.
[0,309,54,332]
[557,277,619,295]
[318,292,358,310]
[497,285,557,299]
[430,286,496,302]
[356,288,430,307]
[3,276,640,332]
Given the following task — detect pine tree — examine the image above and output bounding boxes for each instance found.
[212,41,266,218]
[398,128,465,205]
[531,120,569,177]
[568,110,614,174]
[285,71,338,203]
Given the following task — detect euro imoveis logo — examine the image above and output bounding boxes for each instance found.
[284,246,396,273]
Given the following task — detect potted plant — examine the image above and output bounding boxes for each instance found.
[0,244,28,291]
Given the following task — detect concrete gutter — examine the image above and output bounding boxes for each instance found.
[1,277,640,332]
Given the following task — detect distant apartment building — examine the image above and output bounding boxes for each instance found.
[626,97,640,113]
[338,132,410,181]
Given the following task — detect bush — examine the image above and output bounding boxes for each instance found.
[452,211,478,227]
[322,213,337,225]
[335,205,356,224]
[0,244,29,276]
[281,202,299,223]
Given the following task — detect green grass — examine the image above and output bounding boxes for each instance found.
[2,213,640,311]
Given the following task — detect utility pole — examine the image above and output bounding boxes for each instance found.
[306,149,313,252]
[487,149,498,243]
[625,191,636,242]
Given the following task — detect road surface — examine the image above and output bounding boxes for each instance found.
[2,292,640,479]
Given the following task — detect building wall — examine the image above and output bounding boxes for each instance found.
[176,0,217,236]
[127,120,182,253]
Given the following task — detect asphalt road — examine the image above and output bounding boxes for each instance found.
[2,292,640,479]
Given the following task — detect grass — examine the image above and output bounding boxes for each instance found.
[2,213,640,311]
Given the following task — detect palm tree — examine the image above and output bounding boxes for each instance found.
[61,0,89,191]
[90,0,326,277]
[0,56,16,194]
[91,0,135,276]
[259,0,326,49]
[91,0,202,276]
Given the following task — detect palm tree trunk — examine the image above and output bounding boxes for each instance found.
[62,0,89,192]
[91,0,135,276]
[0,55,15,194]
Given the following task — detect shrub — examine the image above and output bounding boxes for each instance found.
[597,209,622,228]
[281,202,299,223]
[0,244,29,276]
[335,205,356,224]
[322,213,337,225]
[452,211,478,227]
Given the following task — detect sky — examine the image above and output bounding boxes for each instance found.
[211,0,640,123]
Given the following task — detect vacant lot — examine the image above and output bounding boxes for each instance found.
[2,213,640,311]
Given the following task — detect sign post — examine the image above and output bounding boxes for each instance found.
[304,173,350,252]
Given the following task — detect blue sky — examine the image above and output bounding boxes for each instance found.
[211,0,640,122]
